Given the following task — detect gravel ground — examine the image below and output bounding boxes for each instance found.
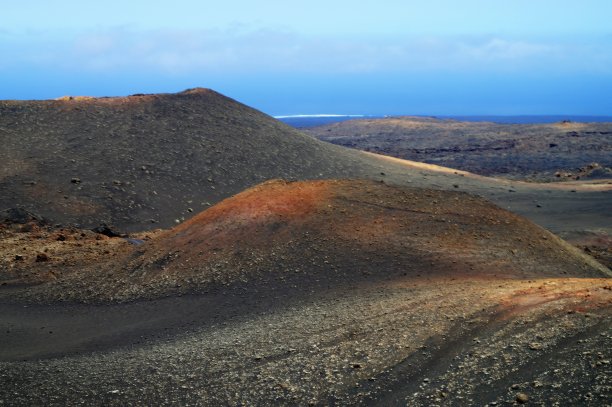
[1,278,610,406]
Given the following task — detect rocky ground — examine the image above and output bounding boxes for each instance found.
[1,91,611,405]
[0,89,374,232]
[305,117,612,182]
[2,90,610,268]
[0,180,610,405]
[1,277,610,406]
[1,180,607,303]
[561,231,612,270]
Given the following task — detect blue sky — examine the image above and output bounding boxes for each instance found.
[1,1,611,115]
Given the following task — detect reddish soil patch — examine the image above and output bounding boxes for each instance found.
[3,179,607,303]
[159,180,332,253]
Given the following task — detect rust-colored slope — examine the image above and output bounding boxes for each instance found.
[15,179,604,302]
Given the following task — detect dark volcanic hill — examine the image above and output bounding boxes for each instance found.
[0,89,373,231]
[1,89,610,248]
[304,116,612,181]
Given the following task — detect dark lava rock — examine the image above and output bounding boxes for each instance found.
[0,208,45,224]
[91,224,125,238]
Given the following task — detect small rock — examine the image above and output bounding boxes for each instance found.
[70,177,81,184]
[35,253,49,262]
[92,224,123,238]
[0,208,45,224]
[531,380,543,388]
[516,393,529,404]
[14,254,24,261]
[278,382,292,391]
[528,342,542,350]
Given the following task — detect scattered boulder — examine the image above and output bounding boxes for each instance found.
[0,208,46,225]
[516,392,529,404]
[91,224,125,238]
[555,163,612,180]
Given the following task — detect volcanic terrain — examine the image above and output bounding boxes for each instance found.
[1,179,611,405]
[1,90,611,406]
[0,88,371,231]
[1,89,610,241]
[305,116,612,182]
[3,179,608,302]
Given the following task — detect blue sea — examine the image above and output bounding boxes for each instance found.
[277,115,612,128]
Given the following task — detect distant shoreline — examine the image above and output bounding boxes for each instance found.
[278,114,612,128]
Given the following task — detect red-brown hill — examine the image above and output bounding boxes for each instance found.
[17,179,607,302]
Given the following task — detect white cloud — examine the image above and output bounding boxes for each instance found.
[74,34,116,54]
[2,27,611,76]
[458,38,559,60]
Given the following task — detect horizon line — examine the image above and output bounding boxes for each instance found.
[274,113,612,119]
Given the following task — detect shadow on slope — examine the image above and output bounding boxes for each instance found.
[17,180,607,303]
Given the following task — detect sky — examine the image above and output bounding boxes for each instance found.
[1,0,612,115]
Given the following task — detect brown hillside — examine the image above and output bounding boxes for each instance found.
[12,180,607,303]
[1,180,610,405]
[0,89,371,231]
[1,89,610,243]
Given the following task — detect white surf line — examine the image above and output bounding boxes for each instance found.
[274,114,366,119]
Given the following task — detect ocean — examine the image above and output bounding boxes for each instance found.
[277,115,612,128]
